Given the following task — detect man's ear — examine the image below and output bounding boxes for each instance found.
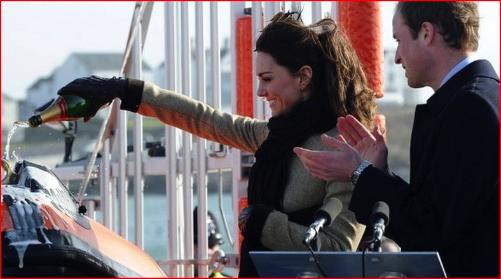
[419,21,437,46]
[297,65,313,90]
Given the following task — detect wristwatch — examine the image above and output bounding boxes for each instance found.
[351,160,372,186]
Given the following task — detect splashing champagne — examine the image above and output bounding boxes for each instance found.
[3,121,29,162]
[28,95,94,127]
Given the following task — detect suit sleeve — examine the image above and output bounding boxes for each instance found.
[349,93,499,252]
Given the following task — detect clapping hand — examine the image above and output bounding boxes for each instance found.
[293,135,361,182]
[337,115,388,173]
[294,114,389,182]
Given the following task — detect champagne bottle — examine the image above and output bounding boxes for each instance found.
[28,95,93,127]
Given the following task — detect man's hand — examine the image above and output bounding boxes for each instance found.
[293,114,390,182]
[293,137,362,182]
[337,115,389,173]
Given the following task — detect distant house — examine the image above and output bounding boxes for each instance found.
[2,93,23,142]
[21,52,154,119]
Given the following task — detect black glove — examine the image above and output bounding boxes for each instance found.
[238,204,274,239]
[238,206,254,235]
[57,75,144,121]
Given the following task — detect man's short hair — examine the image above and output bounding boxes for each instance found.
[396,2,479,51]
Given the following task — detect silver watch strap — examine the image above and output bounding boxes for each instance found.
[351,160,372,186]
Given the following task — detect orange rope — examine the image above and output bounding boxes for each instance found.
[236,16,253,249]
[236,16,254,116]
[339,2,384,98]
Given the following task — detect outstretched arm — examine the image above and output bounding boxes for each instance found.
[57,76,269,153]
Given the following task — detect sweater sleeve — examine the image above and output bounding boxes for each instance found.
[258,130,366,252]
[259,179,365,252]
[136,81,269,153]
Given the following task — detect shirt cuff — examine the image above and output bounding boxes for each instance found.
[120,78,144,112]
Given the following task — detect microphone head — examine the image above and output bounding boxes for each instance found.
[314,198,343,225]
[370,201,390,225]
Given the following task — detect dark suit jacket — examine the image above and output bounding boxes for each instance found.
[349,60,499,277]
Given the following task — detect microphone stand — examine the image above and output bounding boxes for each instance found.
[303,231,327,277]
[370,238,382,252]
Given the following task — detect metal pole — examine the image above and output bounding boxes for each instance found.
[210,3,221,110]
[101,140,112,229]
[132,19,144,250]
[312,2,322,22]
[117,1,151,242]
[331,2,338,21]
[230,1,245,257]
[195,3,208,277]
[164,2,180,277]
[181,2,192,277]
[117,104,128,239]
[111,169,118,232]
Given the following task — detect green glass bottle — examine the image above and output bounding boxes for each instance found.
[28,95,92,127]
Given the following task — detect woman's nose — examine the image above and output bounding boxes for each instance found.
[257,85,267,97]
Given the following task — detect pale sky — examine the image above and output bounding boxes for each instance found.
[2,2,499,99]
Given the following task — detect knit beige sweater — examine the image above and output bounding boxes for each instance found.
[137,81,365,251]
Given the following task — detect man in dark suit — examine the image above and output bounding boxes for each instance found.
[294,2,499,277]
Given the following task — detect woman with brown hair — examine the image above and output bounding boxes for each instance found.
[57,12,376,277]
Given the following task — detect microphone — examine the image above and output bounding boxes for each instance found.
[370,201,390,252]
[303,198,342,245]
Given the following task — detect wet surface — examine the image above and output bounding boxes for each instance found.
[2,160,79,268]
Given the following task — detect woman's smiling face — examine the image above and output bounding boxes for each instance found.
[255,52,305,116]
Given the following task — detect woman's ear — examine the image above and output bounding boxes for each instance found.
[297,65,313,91]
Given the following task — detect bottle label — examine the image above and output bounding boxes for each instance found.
[57,98,68,117]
